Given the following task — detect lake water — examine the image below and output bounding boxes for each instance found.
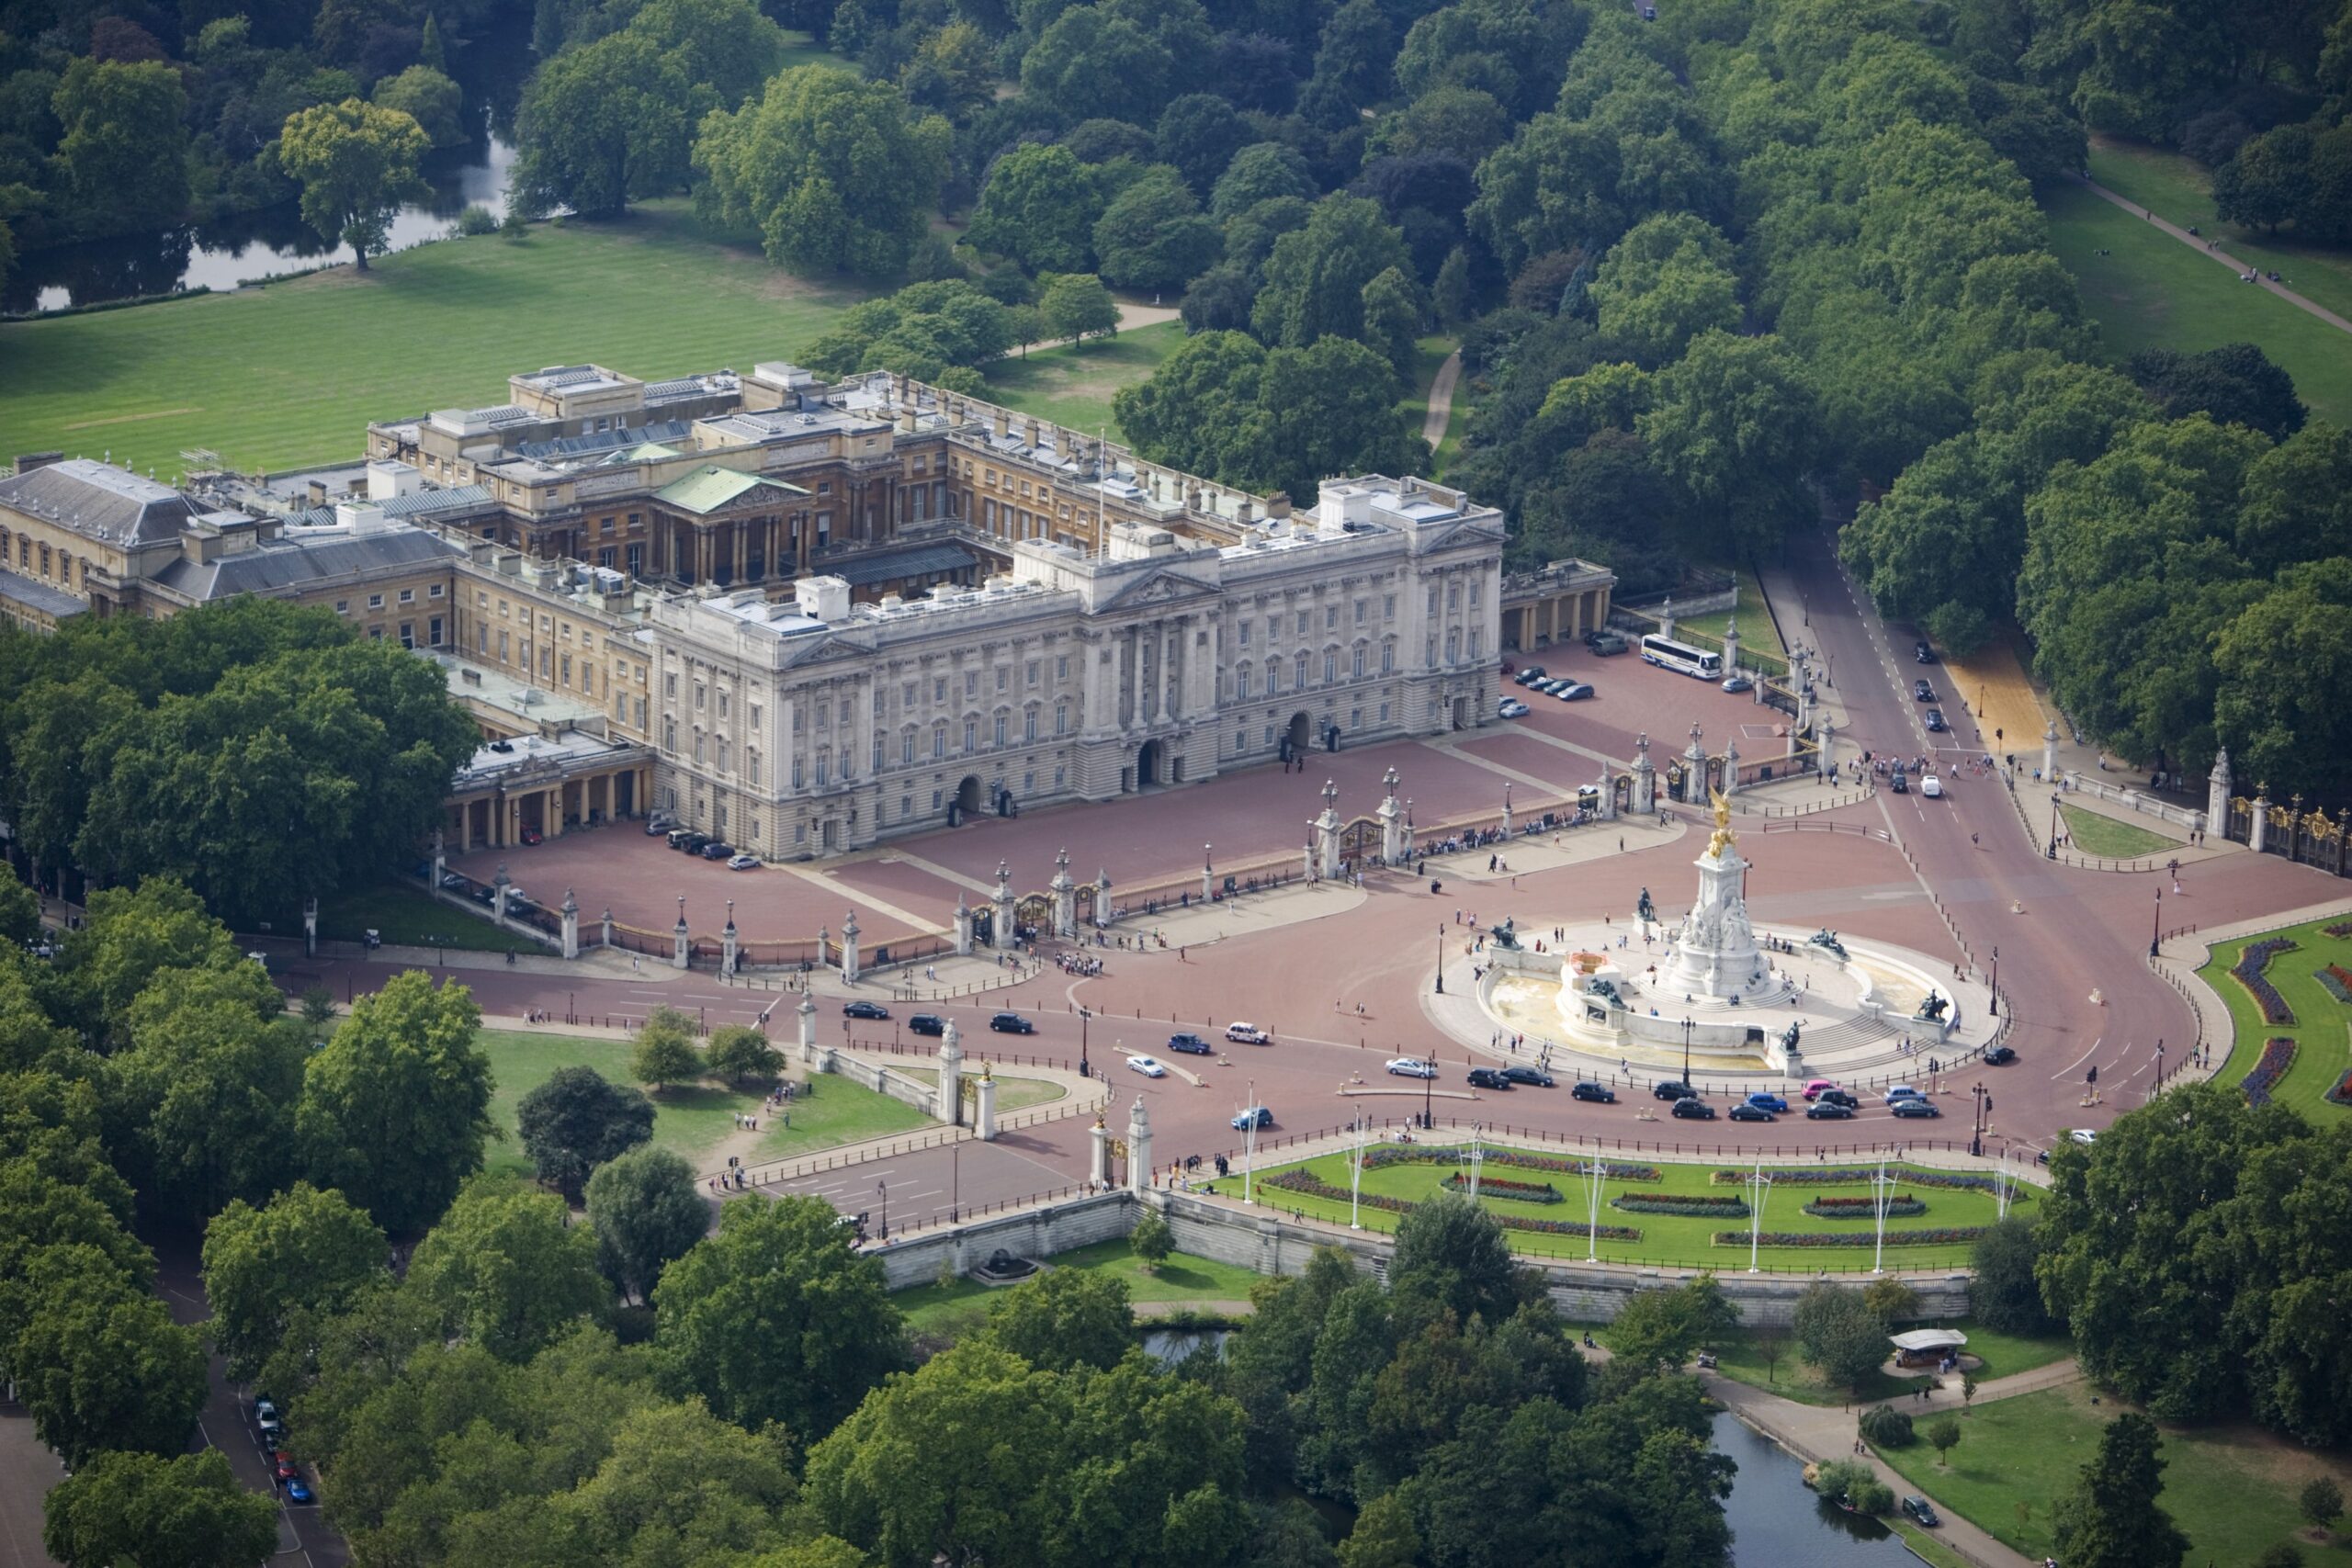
[1712,1412,1918,1566]
[6,132,516,316]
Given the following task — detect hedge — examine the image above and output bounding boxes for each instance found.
[1859,1405,1916,1449]
[1801,1195,1928,1219]
[1441,1172,1565,1204]
[1364,1147,1659,1181]
[1263,1168,1641,1241]
[1710,1227,1992,1248]
[1612,1193,1749,1218]
[1712,1168,2007,1193]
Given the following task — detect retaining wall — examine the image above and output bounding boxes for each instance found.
[819,1047,935,1115]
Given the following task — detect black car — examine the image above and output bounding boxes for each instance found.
[989,1012,1035,1033]
[1915,640,1936,664]
[842,1000,890,1020]
[1499,1066,1555,1088]
[1984,1045,2017,1065]
[1571,1080,1617,1102]
[1466,1067,1513,1090]
[908,1014,946,1036]
[1902,1496,1940,1529]
[1890,769,1909,794]
[1819,1088,1860,1108]
[1671,1098,1718,1120]
[1892,1099,1942,1119]
[1913,679,1936,702]
[1653,1079,1697,1101]
[1924,707,1946,733]
[1805,1100,1855,1120]
[1167,1032,1211,1055]
[1728,1102,1776,1122]
[699,840,734,860]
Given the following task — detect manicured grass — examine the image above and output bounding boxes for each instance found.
[0,199,871,477]
[890,1237,1266,1340]
[314,881,516,952]
[1678,563,1789,663]
[2041,178,2352,427]
[1704,1316,2073,1407]
[894,1066,1065,1111]
[475,1028,930,1181]
[2196,916,2352,1121]
[980,321,1183,444]
[2087,135,2352,330]
[1876,1382,2352,1567]
[2057,802,2181,860]
[1249,1148,2025,1271]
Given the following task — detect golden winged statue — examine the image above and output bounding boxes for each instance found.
[1708,786,1736,857]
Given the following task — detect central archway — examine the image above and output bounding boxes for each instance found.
[1136,739,1165,789]
[1283,711,1311,758]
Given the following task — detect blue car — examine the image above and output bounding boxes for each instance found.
[286,1478,314,1505]
[1231,1106,1272,1131]
[1745,1092,1790,1113]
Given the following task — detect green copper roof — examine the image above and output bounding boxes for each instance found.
[655,466,808,514]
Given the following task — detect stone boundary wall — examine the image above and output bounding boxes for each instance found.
[2058,771,2206,832]
[877,1190,1975,1325]
[816,1047,935,1116]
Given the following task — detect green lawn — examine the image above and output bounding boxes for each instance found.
[2058,801,2181,860]
[2041,178,2352,427]
[314,881,519,953]
[893,1066,1065,1112]
[1876,1382,2352,1566]
[1249,1149,2025,1271]
[2087,135,2352,330]
[890,1237,1266,1340]
[1702,1316,2073,1408]
[1677,563,1789,664]
[475,1028,931,1181]
[2196,916,2352,1121]
[0,199,870,477]
[979,321,1183,444]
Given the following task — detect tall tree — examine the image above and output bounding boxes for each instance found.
[513,32,710,219]
[1093,165,1225,294]
[2049,1413,2190,1568]
[1637,330,1819,558]
[50,59,188,232]
[983,1268,1136,1372]
[967,143,1104,274]
[370,65,466,148]
[43,1450,279,1568]
[1792,1282,1889,1395]
[14,1280,208,1466]
[1251,195,1413,347]
[201,1181,388,1380]
[1040,272,1119,344]
[409,1176,607,1361]
[586,1144,707,1303]
[517,1065,655,1197]
[630,1010,704,1092]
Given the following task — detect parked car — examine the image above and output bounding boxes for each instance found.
[1554,681,1594,700]
[1803,1079,1839,1100]
[286,1478,314,1506]
[1167,1032,1211,1055]
[1231,1106,1273,1131]
[666,829,695,851]
[908,1014,946,1036]
[1499,1066,1555,1088]
[1902,1496,1940,1528]
[1387,1056,1437,1078]
[1128,1055,1168,1077]
[1571,1080,1617,1103]
[728,852,761,870]
[1729,1102,1776,1122]
[1913,679,1936,702]
[699,840,734,860]
[843,1000,890,1020]
[2068,1127,2097,1145]
[254,1398,279,1427]
[1806,1100,1856,1120]
[1921,773,1944,798]
[1914,640,1936,664]
[644,815,673,835]
[1590,633,1629,655]
[989,1012,1035,1033]
[518,825,543,846]
[1514,666,1547,685]
[1924,707,1946,733]
[1652,1079,1697,1100]
[1466,1067,1513,1090]
[275,1460,302,1486]
[1883,1086,1923,1104]
[1893,1099,1942,1119]
[1225,1022,1272,1043]
[1984,1045,2017,1065]
[1721,674,1754,693]
[1819,1088,1860,1109]
[1672,1097,1718,1120]
[1498,698,1531,718]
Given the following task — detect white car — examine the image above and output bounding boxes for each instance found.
[1127,1055,1168,1077]
[1386,1056,1437,1078]
[728,852,762,870]
[1498,698,1530,718]
[2068,1127,2097,1145]
[1920,774,1943,798]
[1225,1022,1272,1043]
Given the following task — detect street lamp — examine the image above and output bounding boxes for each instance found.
[2151,885,2163,958]
[951,1142,960,1223]
[1971,1081,1986,1157]
[1423,1050,1436,1130]
[1078,1005,1091,1078]
[1680,1017,1693,1091]
[876,1180,888,1241]
[2048,792,2063,859]
[1434,923,1445,995]
[1988,945,1999,1017]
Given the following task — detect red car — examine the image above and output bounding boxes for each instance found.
[275,1460,301,1485]
[519,825,543,845]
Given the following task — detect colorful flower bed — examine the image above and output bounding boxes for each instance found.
[2328,1070,2352,1109]
[1364,1147,1658,1181]
[1802,1195,1928,1219]
[1441,1172,1565,1204]
[2230,937,2301,1026]
[2317,964,2352,1005]
[1711,1168,2002,1192]
[2242,1036,2298,1107]
[1611,1193,1750,1218]
[2324,921,2352,939]
[1712,1227,1993,1248]
[1264,1168,1641,1241]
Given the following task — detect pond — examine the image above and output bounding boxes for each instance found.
[1713,1412,1918,1565]
[6,131,517,314]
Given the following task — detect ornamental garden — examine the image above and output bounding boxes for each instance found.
[1251,1145,2024,1271]
[2203,915,2352,1116]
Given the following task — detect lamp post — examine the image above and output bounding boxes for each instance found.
[2048,792,2062,858]
[1078,1005,1091,1079]
[1349,1112,1368,1229]
[876,1180,888,1242]
[1423,1050,1436,1131]
[1582,1156,1607,1261]
[1242,1077,1258,1205]
[1870,1158,1894,1274]
[2150,885,2162,958]
[1988,945,1999,1017]
[1681,1017,1693,1092]
[1434,923,1444,995]
[1745,1162,1772,1273]
[951,1141,960,1223]
[1971,1081,1986,1157]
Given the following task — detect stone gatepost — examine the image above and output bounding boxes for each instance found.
[430,828,447,894]
[2207,747,2233,837]
[1200,844,1214,904]
[1125,1094,1154,1195]
[936,1018,965,1124]
[2250,784,2271,852]
[722,901,739,976]
[1314,780,1343,880]
[974,1066,998,1141]
[493,863,514,926]
[1598,755,1617,821]
[601,908,614,950]
[1723,615,1740,682]
[1501,783,1514,839]
[2042,719,2058,783]
[1630,732,1657,816]
[1682,724,1709,805]
[991,861,1017,952]
[1657,594,1675,641]
[797,990,818,1063]
[1094,871,1114,926]
[1089,1114,1110,1186]
[841,911,860,985]
[1723,739,1741,797]
[560,888,580,960]
[1817,717,1837,781]
[1051,850,1077,940]
[953,893,974,956]
[1379,767,1407,863]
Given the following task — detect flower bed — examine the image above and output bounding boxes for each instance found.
[1363,1146,1658,1181]
[2324,921,2352,939]
[1802,1195,1928,1219]
[1612,1193,1749,1218]
[2230,937,2300,1026]
[1441,1172,1565,1204]
[1264,1168,1640,1241]
[2327,1069,2352,1109]
[1712,1168,2000,1192]
[2242,1036,2298,1107]
[1712,1227,1993,1248]
[2317,964,2352,1005]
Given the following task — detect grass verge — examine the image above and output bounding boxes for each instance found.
[1875,1382,2352,1567]
[980,321,1183,443]
[1704,1317,2073,1408]
[1679,563,1789,663]
[890,1237,1266,1340]
[893,1066,1065,1111]
[0,199,870,477]
[2195,915,2352,1121]
[314,881,514,952]
[2057,801,2181,860]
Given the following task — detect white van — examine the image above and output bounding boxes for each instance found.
[1920,774,1943,798]
[1225,1022,1271,1044]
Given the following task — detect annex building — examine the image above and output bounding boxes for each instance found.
[0,358,1612,862]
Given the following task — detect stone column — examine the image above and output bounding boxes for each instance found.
[974,1067,998,1142]
[1500,783,1514,839]
[1598,754,1617,821]
[673,897,689,970]
[1657,595,1675,641]
[991,861,1017,952]
[1201,844,1214,905]
[1051,849,1077,940]
[2207,747,2233,837]
[1314,779,1343,880]
[1682,724,1709,805]
[1094,872,1114,926]
[953,893,974,956]
[560,888,579,960]
[722,901,739,976]
[1378,767,1405,864]
[1089,1115,1111,1187]
[1723,615,1741,677]
[303,897,319,960]
[2250,784,2271,852]
[797,990,817,1062]
[493,863,513,926]
[936,1018,965,1124]
[601,908,614,950]
[1125,1094,1153,1196]
[1817,717,1837,781]
[2042,719,2058,783]
[841,911,860,984]
[430,828,447,897]
[1630,732,1657,816]
[1723,739,1742,796]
